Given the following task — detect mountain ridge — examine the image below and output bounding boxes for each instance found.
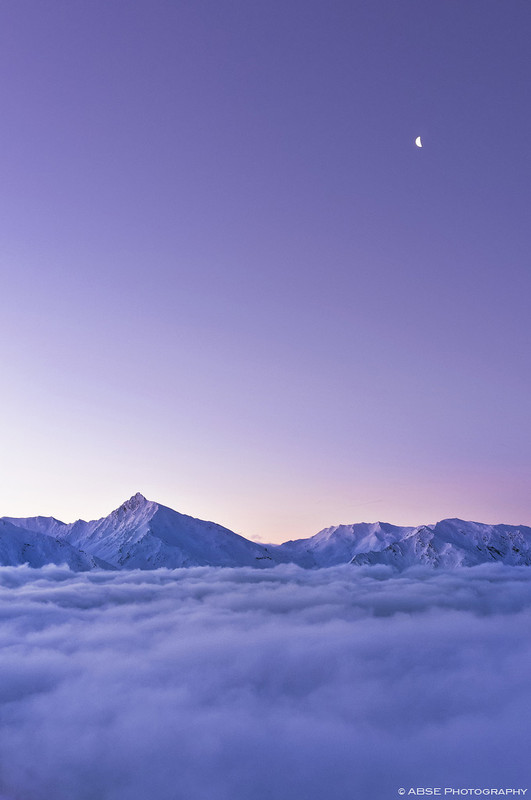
[0,518,113,570]
[2,493,531,570]
[3,493,276,570]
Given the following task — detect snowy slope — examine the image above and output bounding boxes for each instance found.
[274,522,416,567]
[350,519,531,568]
[3,493,277,569]
[2,514,67,538]
[0,519,112,570]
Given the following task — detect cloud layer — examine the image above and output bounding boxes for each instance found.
[0,564,530,800]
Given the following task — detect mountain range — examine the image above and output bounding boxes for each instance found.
[2,492,531,570]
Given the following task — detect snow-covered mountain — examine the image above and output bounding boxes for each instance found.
[350,518,531,568]
[2,493,276,569]
[0,519,112,570]
[2,494,531,570]
[273,522,416,567]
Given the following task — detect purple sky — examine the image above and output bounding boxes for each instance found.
[1,1,530,542]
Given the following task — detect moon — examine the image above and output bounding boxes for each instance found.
[415,136,422,148]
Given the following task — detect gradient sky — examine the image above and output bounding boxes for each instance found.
[1,1,530,542]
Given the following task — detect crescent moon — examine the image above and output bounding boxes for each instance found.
[415,136,422,148]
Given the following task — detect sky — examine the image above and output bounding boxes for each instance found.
[1,563,531,799]
[1,1,530,542]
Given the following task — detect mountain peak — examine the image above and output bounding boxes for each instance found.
[131,492,147,503]
[117,493,149,513]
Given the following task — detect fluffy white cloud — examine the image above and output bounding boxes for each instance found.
[0,564,530,800]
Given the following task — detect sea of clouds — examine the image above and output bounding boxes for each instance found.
[0,563,530,800]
